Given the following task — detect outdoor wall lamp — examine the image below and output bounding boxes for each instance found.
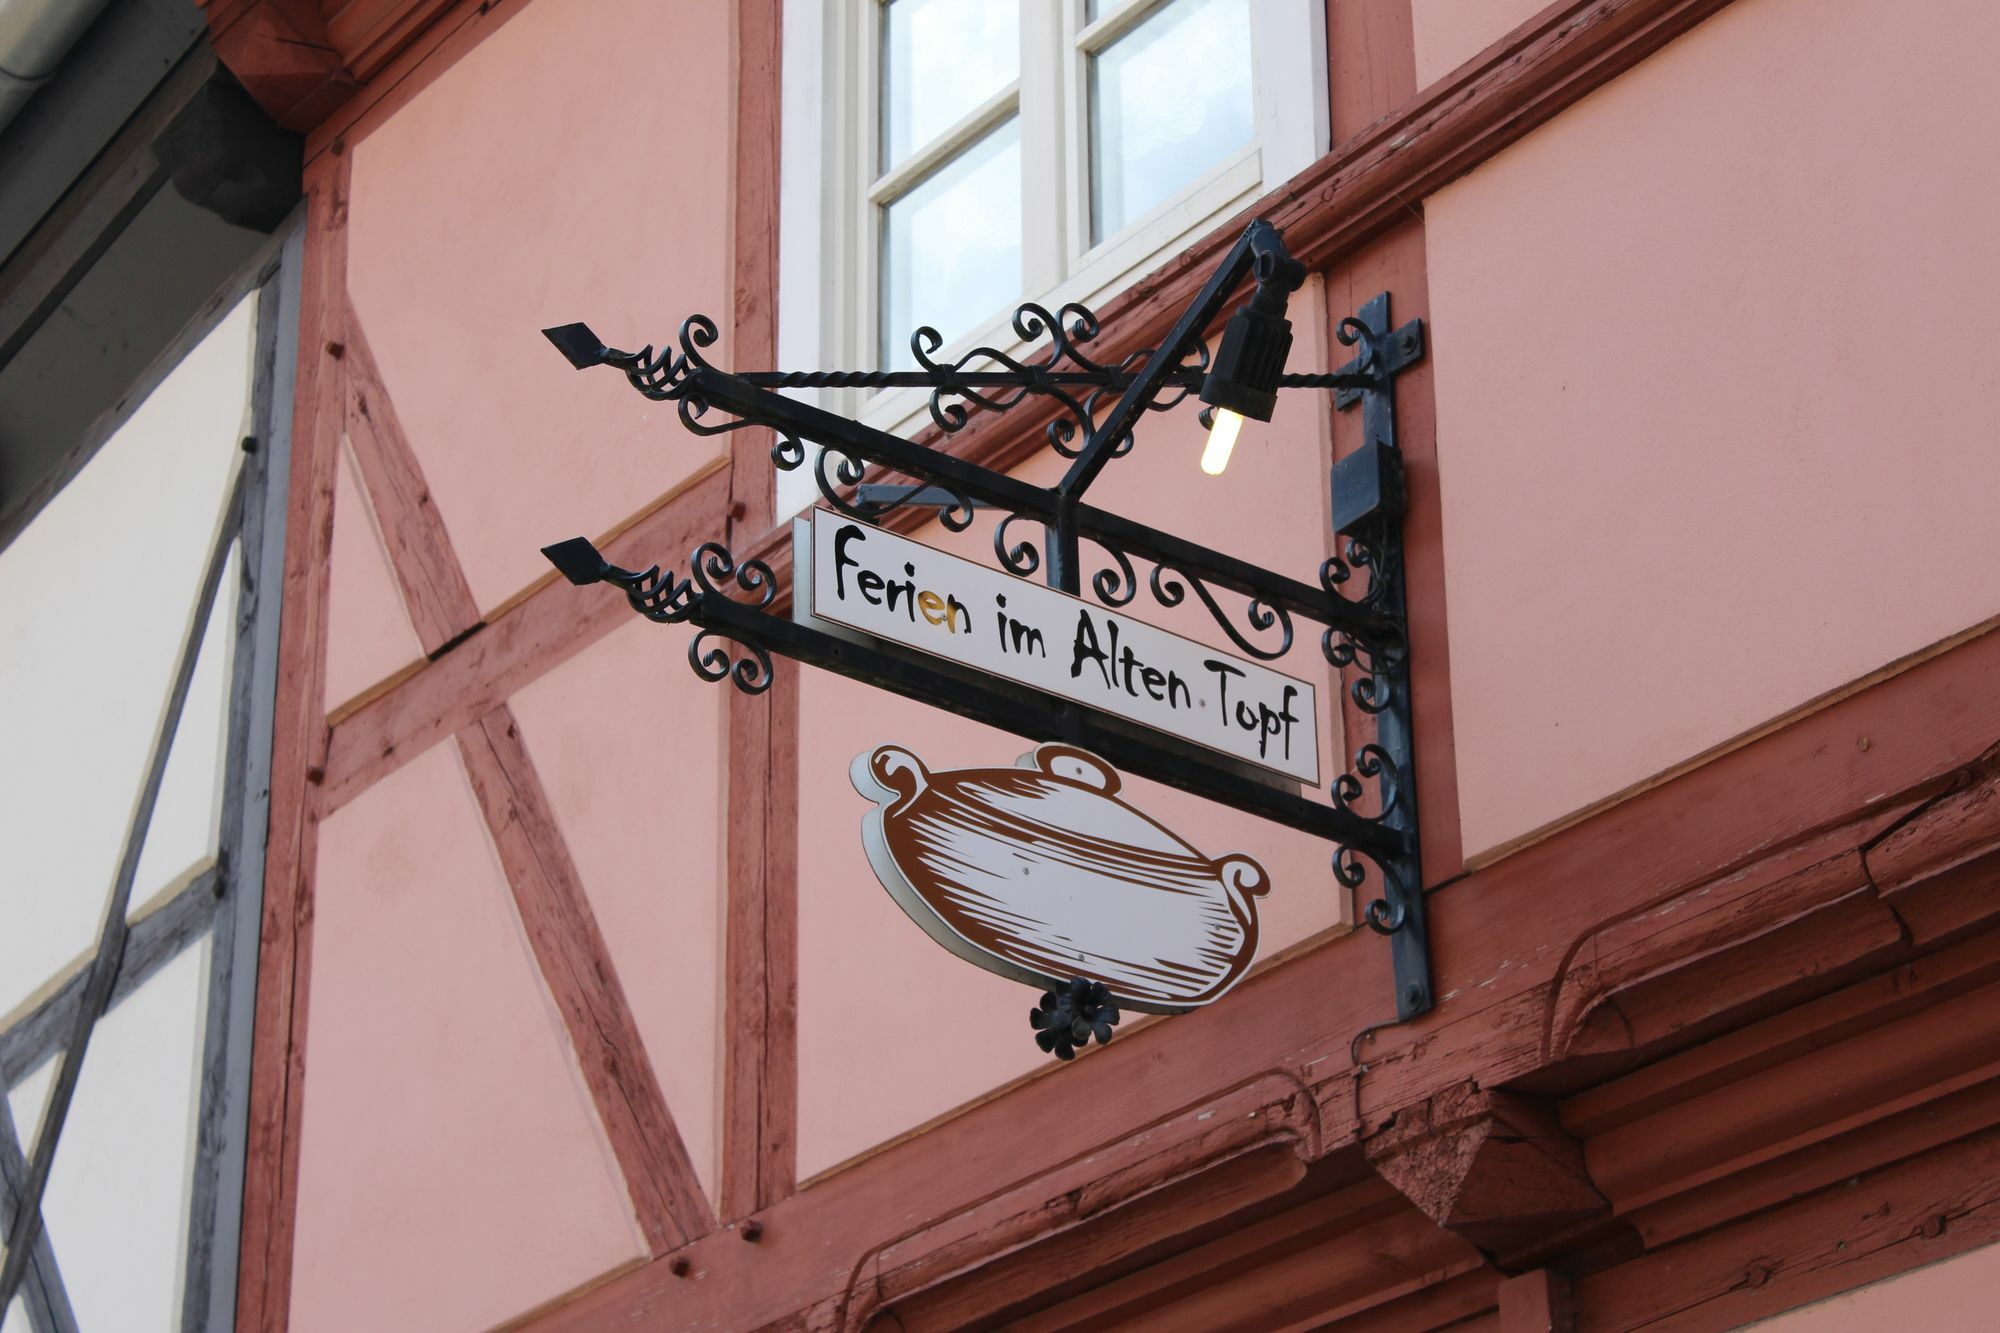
[1196,241,1305,475]
[537,219,1439,1040]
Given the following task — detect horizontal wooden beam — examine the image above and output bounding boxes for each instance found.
[521,607,2000,1330]
[324,0,461,84]
[318,461,730,811]
[1574,1113,2000,1331]
[200,0,359,133]
[0,865,219,1086]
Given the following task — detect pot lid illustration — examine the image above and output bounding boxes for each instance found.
[851,742,1271,1015]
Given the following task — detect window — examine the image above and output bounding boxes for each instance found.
[778,0,1326,505]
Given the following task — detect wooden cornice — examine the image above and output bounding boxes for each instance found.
[198,0,457,132]
[524,622,2000,1331]
[1364,1082,1616,1268]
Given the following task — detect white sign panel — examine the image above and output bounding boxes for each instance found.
[805,509,1321,785]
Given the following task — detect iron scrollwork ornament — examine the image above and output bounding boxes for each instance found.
[539,221,1435,1036]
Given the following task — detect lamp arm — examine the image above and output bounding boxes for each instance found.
[1055,219,1301,503]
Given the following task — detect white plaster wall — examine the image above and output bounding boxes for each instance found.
[0,297,253,1018]
[5,944,209,1332]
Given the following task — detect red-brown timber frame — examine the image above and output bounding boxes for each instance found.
[229,0,2000,1329]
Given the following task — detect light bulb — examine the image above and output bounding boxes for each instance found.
[1200,408,1244,476]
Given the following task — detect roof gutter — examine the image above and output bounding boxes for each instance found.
[0,0,114,135]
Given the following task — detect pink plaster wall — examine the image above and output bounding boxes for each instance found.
[1424,0,2000,861]
[1411,0,1550,87]
[1745,1238,2000,1330]
[345,0,735,615]
[324,445,424,711]
[509,617,725,1204]
[290,741,642,1332]
[794,288,1361,1179]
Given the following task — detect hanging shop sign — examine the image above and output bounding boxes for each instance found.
[804,510,1320,785]
[537,218,1438,1055]
[854,742,1270,1025]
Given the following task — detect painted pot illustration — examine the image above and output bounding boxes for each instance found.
[851,742,1270,1014]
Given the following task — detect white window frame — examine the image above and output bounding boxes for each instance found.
[777,0,1327,518]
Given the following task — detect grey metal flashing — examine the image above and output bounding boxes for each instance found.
[0,211,286,553]
[183,217,300,1333]
[0,0,203,264]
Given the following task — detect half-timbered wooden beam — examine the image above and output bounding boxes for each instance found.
[237,151,349,1333]
[0,865,219,1087]
[338,311,482,654]
[717,0,794,1226]
[457,705,716,1252]
[317,459,730,809]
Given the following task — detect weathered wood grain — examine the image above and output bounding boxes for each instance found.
[338,312,482,653]
[323,0,462,83]
[726,0,782,543]
[1328,0,1417,147]
[187,252,302,1333]
[1498,1269,1573,1333]
[881,1144,1310,1330]
[200,0,360,133]
[1008,1175,1408,1333]
[1623,1071,2000,1253]
[720,666,799,1220]
[237,153,348,1333]
[1573,1117,2000,1333]
[1867,761,2000,947]
[1583,976,2000,1210]
[317,460,731,811]
[1326,1266,1500,1333]
[716,0,793,1227]
[1546,833,1914,1061]
[1563,927,2000,1145]
[456,705,717,1252]
[520,617,2000,1333]
[0,866,219,1086]
[1365,1083,1610,1262]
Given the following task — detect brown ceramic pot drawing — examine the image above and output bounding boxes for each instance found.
[851,742,1271,1014]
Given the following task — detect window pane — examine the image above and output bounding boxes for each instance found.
[1090,0,1253,242]
[881,119,1022,367]
[882,0,1019,171]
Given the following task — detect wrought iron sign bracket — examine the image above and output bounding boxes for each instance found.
[539,218,1437,1045]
